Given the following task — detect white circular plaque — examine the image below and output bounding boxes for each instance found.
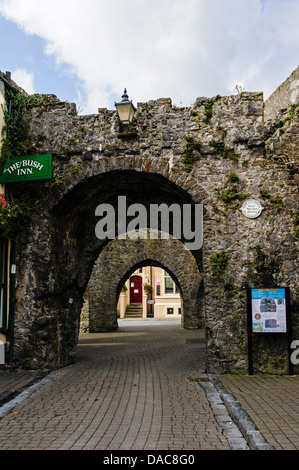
[241,199,263,219]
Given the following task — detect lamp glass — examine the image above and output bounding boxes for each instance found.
[116,102,134,124]
[115,89,136,124]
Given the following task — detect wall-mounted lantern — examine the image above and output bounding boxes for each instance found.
[115,88,136,124]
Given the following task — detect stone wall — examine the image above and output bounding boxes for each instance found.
[85,232,204,332]
[264,65,299,128]
[5,78,298,374]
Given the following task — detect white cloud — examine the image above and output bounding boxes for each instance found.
[11,68,35,94]
[1,0,299,113]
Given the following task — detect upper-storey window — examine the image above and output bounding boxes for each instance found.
[164,271,179,295]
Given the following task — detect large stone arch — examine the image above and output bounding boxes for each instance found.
[83,232,204,333]
[7,90,298,375]
[13,169,204,370]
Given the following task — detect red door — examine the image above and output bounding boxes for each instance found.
[130,276,142,304]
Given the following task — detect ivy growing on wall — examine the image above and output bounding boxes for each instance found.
[203,99,215,124]
[208,140,239,164]
[215,173,250,206]
[1,90,56,162]
[246,245,281,286]
[259,189,283,213]
[210,249,229,279]
[0,190,34,240]
[1,89,33,162]
[0,89,51,239]
[292,210,299,239]
[182,136,202,172]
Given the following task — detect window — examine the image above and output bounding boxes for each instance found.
[167,308,174,315]
[164,271,179,295]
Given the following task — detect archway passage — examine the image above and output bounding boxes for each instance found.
[81,233,204,333]
[116,265,182,320]
[13,170,204,369]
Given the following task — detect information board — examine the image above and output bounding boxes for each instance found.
[251,288,287,333]
[247,287,292,375]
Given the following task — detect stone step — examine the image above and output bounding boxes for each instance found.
[125,305,143,318]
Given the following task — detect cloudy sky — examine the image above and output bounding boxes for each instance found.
[0,0,299,114]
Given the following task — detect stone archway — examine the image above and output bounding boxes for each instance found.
[4,86,297,375]
[13,170,204,369]
[81,231,204,333]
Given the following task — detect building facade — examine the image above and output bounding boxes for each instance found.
[117,266,182,320]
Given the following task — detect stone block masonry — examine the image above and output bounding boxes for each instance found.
[2,71,297,374]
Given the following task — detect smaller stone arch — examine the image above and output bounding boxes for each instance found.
[81,231,204,332]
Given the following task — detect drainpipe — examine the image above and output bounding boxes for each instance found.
[8,242,15,366]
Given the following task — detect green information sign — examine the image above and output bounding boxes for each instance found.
[1,154,52,183]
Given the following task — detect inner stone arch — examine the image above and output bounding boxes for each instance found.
[81,231,204,333]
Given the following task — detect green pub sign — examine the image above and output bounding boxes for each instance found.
[1,154,52,183]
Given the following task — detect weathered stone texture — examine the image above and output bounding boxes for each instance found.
[9,84,298,374]
[264,65,299,127]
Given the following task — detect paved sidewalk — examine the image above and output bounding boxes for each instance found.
[217,374,299,451]
[0,369,48,406]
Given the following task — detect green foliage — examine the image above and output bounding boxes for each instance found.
[0,191,34,240]
[216,126,227,138]
[1,90,56,163]
[227,172,239,183]
[216,185,250,203]
[143,283,153,296]
[259,190,283,213]
[210,250,229,279]
[269,196,283,213]
[246,245,281,286]
[292,210,299,239]
[1,89,34,161]
[259,189,271,199]
[285,100,299,121]
[182,136,202,172]
[203,99,214,123]
[209,140,239,163]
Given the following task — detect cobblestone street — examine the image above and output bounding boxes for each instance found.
[0,320,231,451]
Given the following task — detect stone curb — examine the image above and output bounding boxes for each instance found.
[0,372,59,420]
[198,378,250,450]
[208,375,275,451]
[0,373,48,407]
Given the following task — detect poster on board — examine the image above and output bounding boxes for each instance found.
[251,288,287,333]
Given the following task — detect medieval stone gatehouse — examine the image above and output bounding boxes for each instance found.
[0,66,298,374]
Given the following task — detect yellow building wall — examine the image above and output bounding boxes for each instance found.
[117,266,182,319]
